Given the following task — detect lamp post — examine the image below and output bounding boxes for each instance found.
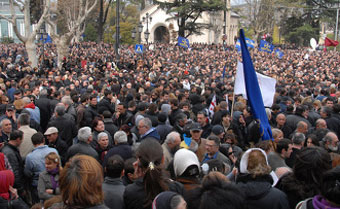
[142,13,152,44]
[36,27,48,68]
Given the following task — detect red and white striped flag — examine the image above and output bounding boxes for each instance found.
[209,95,216,118]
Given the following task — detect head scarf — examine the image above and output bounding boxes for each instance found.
[239,148,278,186]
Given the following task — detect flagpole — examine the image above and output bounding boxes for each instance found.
[230,92,235,119]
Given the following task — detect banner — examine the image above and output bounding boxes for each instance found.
[259,40,274,53]
[235,37,255,52]
[275,49,284,59]
[238,29,273,140]
[178,36,190,48]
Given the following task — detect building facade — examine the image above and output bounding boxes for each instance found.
[139,3,239,45]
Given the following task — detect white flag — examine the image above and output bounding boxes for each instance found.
[234,61,276,107]
[209,95,216,118]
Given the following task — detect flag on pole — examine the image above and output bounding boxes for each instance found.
[234,62,276,107]
[209,95,216,118]
[239,29,273,141]
[325,37,339,47]
[259,40,274,53]
[178,36,190,48]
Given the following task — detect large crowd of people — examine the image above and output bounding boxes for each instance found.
[0,41,339,209]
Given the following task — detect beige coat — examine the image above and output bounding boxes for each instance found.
[18,125,37,158]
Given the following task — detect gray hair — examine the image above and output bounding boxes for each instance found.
[323,132,336,143]
[55,104,65,116]
[114,131,127,144]
[139,117,152,129]
[0,119,11,128]
[78,127,92,142]
[40,88,48,96]
[97,132,108,142]
[292,132,306,145]
[22,97,31,105]
[17,113,30,126]
[165,131,180,144]
[61,96,73,106]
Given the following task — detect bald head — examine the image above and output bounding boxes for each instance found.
[296,121,308,134]
[315,118,327,129]
[276,113,286,127]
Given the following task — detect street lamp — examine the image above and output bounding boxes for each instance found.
[144,29,150,44]
[132,28,136,40]
[142,13,152,44]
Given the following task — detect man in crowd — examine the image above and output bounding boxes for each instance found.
[24,132,58,204]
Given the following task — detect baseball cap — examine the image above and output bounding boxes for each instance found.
[212,125,224,135]
[190,122,202,131]
[6,104,15,111]
[44,127,59,135]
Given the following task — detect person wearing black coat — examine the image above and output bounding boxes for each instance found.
[66,127,99,161]
[102,111,118,139]
[97,89,115,114]
[45,127,68,166]
[84,95,100,127]
[35,91,52,132]
[113,103,134,128]
[103,131,133,167]
[155,113,173,144]
[236,148,289,209]
[320,106,340,137]
[0,130,26,197]
[47,105,77,147]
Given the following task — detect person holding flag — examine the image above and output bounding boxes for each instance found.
[238,29,273,141]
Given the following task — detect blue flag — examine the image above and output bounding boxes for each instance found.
[275,49,284,59]
[44,34,52,43]
[259,40,274,53]
[239,29,273,141]
[178,36,190,48]
[235,38,255,52]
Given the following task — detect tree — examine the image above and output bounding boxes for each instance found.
[156,0,225,38]
[47,0,98,69]
[97,0,113,42]
[102,1,138,44]
[0,0,51,68]
[239,0,276,44]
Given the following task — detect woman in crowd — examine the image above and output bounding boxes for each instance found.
[276,147,332,209]
[49,155,108,209]
[236,148,289,209]
[124,138,183,209]
[296,166,340,209]
[37,152,61,202]
[185,171,245,209]
[152,191,187,209]
[92,117,113,148]
[95,132,110,164]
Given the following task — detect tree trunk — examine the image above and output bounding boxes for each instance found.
[25,39,38,68]
[97,21,104,42]
[56,35,71,69]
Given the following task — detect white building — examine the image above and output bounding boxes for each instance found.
[139,3,240,45]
